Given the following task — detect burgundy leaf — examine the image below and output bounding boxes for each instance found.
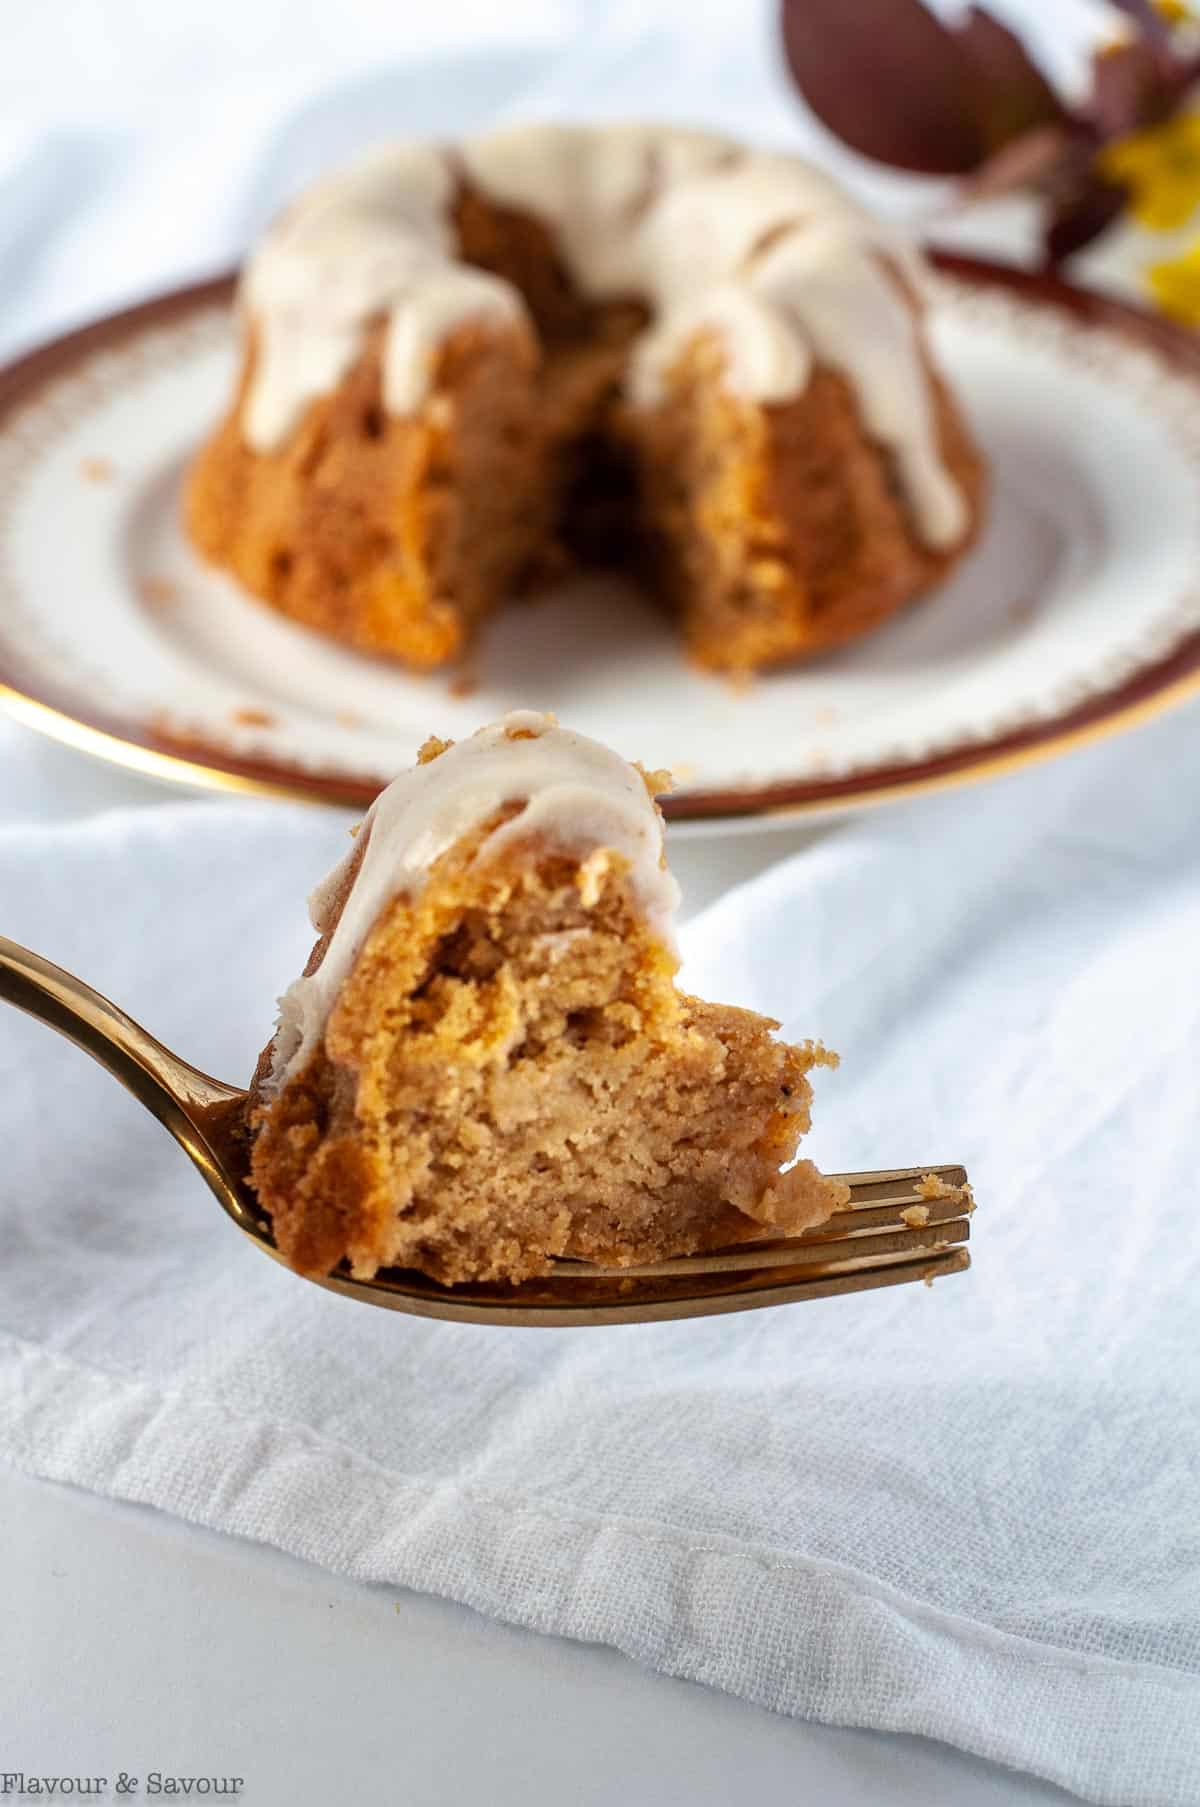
[1043,176,1128,263]
[780,0,986,175]
[957,7,1068,150]
[1105,0,1172,55]
[1088,39,1171,136]
[958,124,1075,203]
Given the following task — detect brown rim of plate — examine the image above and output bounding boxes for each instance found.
[1,252,1199,821]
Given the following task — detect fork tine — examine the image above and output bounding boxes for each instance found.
[752,1245,971,1307]
[545,1246,973,1322]
[694,1172,973,1249]
[821,1195,967,1234]
[555,1215,970,1280]
[548,1166,973,1282]
[822,1166,973,1234]
[836,1165,968,1200]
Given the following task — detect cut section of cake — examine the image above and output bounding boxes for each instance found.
[249,712,848,1284]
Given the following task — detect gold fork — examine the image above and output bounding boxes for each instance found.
[0,935,972,1327]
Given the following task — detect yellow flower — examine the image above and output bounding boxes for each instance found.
[1101,113,1200,232]
[1155,0,1193,24]
[1147,240,1200,324]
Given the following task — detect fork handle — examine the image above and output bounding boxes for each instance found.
[0,934,242,1122]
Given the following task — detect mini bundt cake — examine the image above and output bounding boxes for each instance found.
[188,124,985,675]
[248,711,848,1283]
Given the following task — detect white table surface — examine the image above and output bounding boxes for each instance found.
[1,727,1078,1806]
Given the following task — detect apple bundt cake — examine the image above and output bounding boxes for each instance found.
[187,124,984,675]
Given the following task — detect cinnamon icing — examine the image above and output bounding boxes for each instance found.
[241,123,965,549]
[266,711,680,1094]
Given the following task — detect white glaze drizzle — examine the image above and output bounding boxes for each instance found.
[266,712,680,1095]
[240,141,525,450]
[241,123,966,548]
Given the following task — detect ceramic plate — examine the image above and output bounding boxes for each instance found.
[2,253,1199,826]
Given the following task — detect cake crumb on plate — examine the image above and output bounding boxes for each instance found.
[139,576,179,611]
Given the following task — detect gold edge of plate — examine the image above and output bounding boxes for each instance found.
[0,680,337,806]
[4,655,1200,825]
[752,661,1200,824]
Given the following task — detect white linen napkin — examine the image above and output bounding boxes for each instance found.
[3,0,1197,1797]
[2,702,1199,1807]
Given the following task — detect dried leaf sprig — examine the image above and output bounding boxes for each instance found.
[780,0,1200,264]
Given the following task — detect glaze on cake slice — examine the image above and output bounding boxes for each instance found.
[248,712,848,1283]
